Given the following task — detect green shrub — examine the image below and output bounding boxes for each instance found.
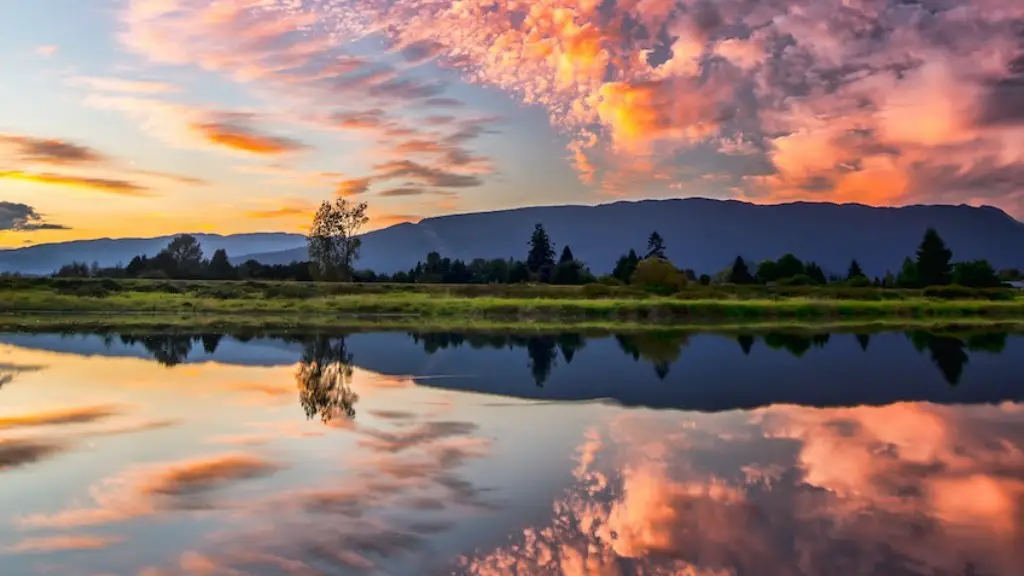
[630,258,687,293]
[778,274,816,286]
[923,285,982,300]
[582,283,615,298]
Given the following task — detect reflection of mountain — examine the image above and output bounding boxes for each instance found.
[3,331,1023,411]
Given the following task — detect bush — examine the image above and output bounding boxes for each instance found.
[582,283,615,298]
[923,285,986,300]
[630,258,687,293]
[778,274,816,286]
[846,276,872,288]
[597,275,624,287]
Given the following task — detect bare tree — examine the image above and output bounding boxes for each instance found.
[308,199,369,281]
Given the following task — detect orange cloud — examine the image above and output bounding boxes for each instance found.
[0,170,152,197]
[191,121,307,155]
[0,404,123,429]
[244,206,312,219]
[4,535,124,554]
[596,80,721,153]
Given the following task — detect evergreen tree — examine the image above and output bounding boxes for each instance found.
[897,257,920,288]
[207,249,236,280]
[612,249,640,283]
[526,223,555,274]
[915,228,953,286]
[847,259,865,280]
[805,262,827,284]
[558,245,575,265]
[646,231,666,259]
[728,256,754,284]
[952,260,1000,288]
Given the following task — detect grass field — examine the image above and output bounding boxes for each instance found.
[1,277,1023,329]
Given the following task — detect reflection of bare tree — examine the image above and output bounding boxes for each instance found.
[296,336,359,423]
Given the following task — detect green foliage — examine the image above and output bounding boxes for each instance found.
[526,223,556,275]
[630,258,687,293]
[729,256,754,284]
[775,254,805,279]
[646,231,666,259]
[847,259,865,281]
[755,260,778,283]
[207,249,236,280]
[952,260,1001,288]
[915,228,953,286]
[163,234,204,278]
[582,283,615,298]
[612,249,640,283]
[698,273,711,286]
[847,275,873,288]
[804,262,826,285]
[55,261,91,278]
[778,274,816,286]
[308,198,369,282]
[897,257,920,288]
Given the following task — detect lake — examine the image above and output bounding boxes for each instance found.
[1,329,1022,575]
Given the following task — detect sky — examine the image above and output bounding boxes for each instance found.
[1,0,1023,248]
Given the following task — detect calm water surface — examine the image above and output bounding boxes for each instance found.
[1,330,1022,575]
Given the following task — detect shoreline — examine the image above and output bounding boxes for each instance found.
[2,312,1023,335]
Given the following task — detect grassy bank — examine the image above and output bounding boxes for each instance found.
[1,277,1023,329]
[3,312,1024,336]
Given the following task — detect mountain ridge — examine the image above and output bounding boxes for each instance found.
[3,199,1022,277]
[238,198,1024,277]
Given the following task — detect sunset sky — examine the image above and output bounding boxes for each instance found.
[1,0,1023,247]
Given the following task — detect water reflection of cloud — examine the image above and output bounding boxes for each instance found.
[0,438,65,471]
[461,402,1024,576]
[19,453,281,529]
[124,405,495,574]
[3,534,124,554]
[0,404,124,429]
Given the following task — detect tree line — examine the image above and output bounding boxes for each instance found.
[54,197,1019,290]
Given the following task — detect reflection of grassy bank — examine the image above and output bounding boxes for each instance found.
[2,311,1023,336]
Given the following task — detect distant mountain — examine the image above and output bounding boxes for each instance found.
[0,233,305,276]
[243,199,1024,277]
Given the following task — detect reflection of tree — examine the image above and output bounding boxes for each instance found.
[855,333,871,352]
[557,334,586,364]
[615,332,688,380]
[966,332,1008,354]
[120,335,196,367]
[524,336,559,387]
[762,333,813,358]
[737,335,754,356]
[296,336,359,423]
[410,332,587,386]
[908,332,969,386]
[201,334,223,354]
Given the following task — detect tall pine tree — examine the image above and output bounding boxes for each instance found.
[558,245,575,265]
[729,256,754,284]
[646,231,666,259]
[915,228,953,286]
[847,259,865,280]
[526,223,555,275]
